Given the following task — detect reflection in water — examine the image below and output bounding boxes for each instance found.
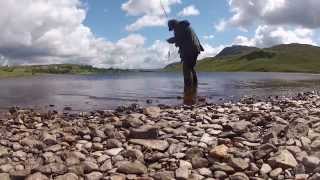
[184,86,198,105]
[0,72,320,111]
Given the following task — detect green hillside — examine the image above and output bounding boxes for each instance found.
[164,43,320,73]
[0,64,130,77]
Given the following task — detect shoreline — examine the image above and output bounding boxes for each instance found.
[0,92,320,179]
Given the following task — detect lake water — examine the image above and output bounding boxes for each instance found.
[1,72,320,111]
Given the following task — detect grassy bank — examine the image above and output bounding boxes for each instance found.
[164,43,320,73]
[0,64,131,78]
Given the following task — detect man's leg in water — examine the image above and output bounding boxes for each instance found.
[191,66,198,87]
[191,54,198,87]
[183,62,193,89]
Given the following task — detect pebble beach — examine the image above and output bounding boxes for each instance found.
[0,92,320,180]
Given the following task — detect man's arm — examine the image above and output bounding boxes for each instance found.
[167,37,176,44]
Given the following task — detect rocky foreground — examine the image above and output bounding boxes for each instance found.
[1,93,320,180]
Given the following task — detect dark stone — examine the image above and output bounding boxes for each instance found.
[128,126,159,139]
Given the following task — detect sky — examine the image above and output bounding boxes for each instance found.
[0,0,320,69]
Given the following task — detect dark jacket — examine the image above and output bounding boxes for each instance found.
[167,20,204,61]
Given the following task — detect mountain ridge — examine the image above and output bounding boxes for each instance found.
[164,43,320,73]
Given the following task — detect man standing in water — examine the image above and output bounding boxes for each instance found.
[167,19,204,88]
[167,19,204,104]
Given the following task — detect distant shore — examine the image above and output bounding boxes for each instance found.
[0,64,154,78]
[0,92,320,179]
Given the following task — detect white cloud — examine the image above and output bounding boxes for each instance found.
[121,0,181,31]
[219,0,320,31]
[215,19,227,32]
[122,0,181,16]
[0,0,99,65]
[233,25,316,47]
[97,38,180,69]
[0,0,180,69]
[126,15,167,32]
[199,44,225,59]
[178,5,200,17]
[203,35,215,40]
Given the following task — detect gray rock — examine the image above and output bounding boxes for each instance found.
[191,157,209,169]
[175,167,189,180]
[42,132,57,145]
[153,171,175,180]
[287,121,309,139]
[100,159,112,172]
[309,173,320,180]
[0,146,9,157]
[65,156,81,166]
[302,156,320,170]
[68,165,84,176]
[168,143,185,155]
[123,115,144,128]
[105,148,123,156]
[185,148,204,160]
[43,152,56,164]
[82,161,99,173]
[93,129,106,139]
[300,137,311,150]
[38,163,67,175]
[0,164,13,173]
[21,137,44,149]
[10,170,31,180]
[12,142,22,151]
[122,149,144,162]
[188,173,204,180]
[84,172,103,180]
[295,163,306,174]
[26,172,49,180]
[229,120,252,133]
[117,161,147,175]
[286,146,302,156]
[45,144,62,152]
[55,173,79,180]
[211,162,235,173]
[311,140,320,150]
[179,160,192,169]
[0,173,11,180]
[268,150,298,168]
[213,171,227,179]
[295,174,309,179]
[63,135,77,143]
[92,143,103,150]
[260,163,272,174]
[110,175,125,180]
[129,126,159,139]
[198,168,212,177]
[270,168,283,178]
[129,139,169,151]
[144,106,161,118]
[200,133,216,145]
[254,143,277,159]
[263,124,287,143]
[105,139,122,149]
[229,157,249,170]
[13,150,27,160]
[229,172,249,180]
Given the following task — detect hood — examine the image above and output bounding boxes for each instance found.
[179,20,190,28]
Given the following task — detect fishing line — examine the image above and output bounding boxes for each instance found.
[160,0,174,61]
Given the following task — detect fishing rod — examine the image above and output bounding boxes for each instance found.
[160,0,172,59]
[160,0,169,18]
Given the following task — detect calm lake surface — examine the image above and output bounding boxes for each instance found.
[1,72,320,111]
